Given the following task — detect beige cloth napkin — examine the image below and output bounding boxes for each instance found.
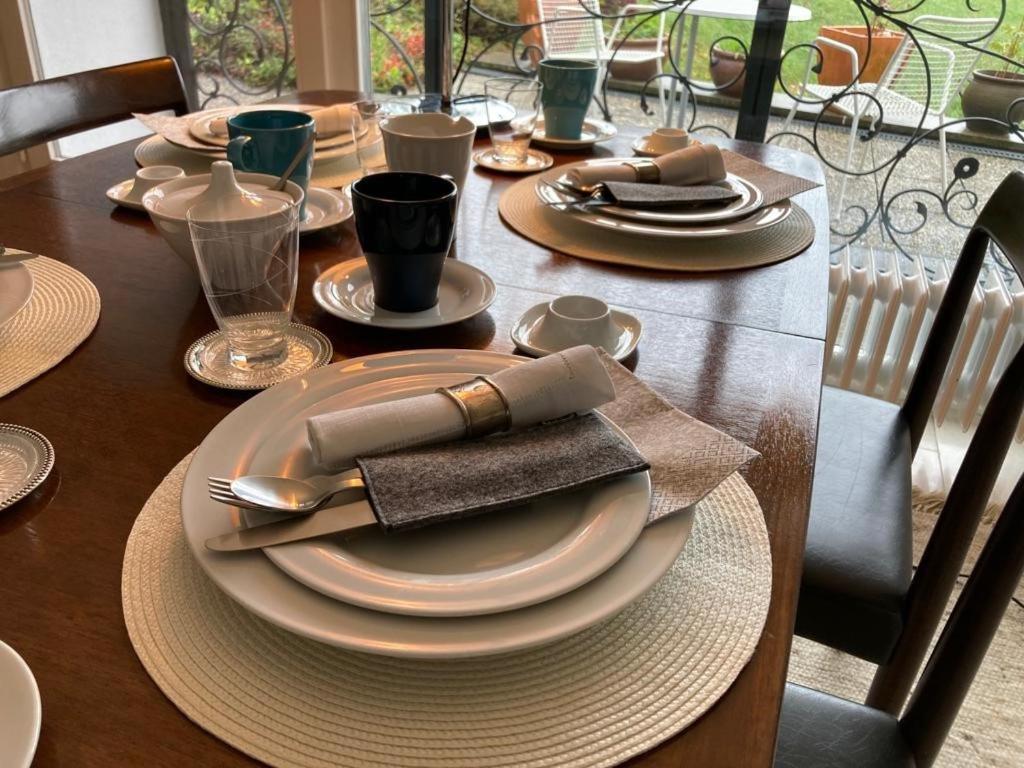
[209,104,355,138]
[306,345,616,471]
[596,351,760,524]
[568,144,727,188]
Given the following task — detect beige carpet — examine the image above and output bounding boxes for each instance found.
[786,494,1024,767]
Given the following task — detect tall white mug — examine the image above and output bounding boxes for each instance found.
[380,113,476,210]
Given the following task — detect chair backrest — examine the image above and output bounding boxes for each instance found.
[537,0,605,61]
[898,464,1024,767]
[868,171,1024,713]
[881,15,998,117]
[608,4,667,57]
[0,56,189,157]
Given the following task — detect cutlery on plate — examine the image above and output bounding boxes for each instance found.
[207,468,365,514]
[205,498,379,551]
[0,246,37,265]
[540,181,610,210]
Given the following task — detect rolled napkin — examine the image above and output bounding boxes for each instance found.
[307,345,616,471]
[357,413,649,532]
[209,104,355,138]
[600,181,741,209]
[567,143,727,189]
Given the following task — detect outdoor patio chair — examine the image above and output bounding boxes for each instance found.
[777,457,1024,767]
[796,169,1024,715]
[0,56,189,156]
[537,0,667,119]
[779,15,997,216]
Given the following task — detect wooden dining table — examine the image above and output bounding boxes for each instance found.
[0,90,828,767]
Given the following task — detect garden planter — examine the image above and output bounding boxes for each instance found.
[961,69,1024,133]
[709,46,746,99]
[608,39,665,83]
[817,25,905,86]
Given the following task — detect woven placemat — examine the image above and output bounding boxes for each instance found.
[0,256,100,397]
[122,453,772,768]
[499,168,816,272]
[134,135,360,189]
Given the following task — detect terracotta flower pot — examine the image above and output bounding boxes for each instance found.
[817,25,905,86]
[961,69,1024,133]
[607,39,665,83]
[709,46,746,99]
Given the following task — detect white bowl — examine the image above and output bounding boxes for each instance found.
[143,172,304,271]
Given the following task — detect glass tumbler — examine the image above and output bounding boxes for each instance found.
[349,99,416,177]
[187,203,300,370]
[484,78,543,165]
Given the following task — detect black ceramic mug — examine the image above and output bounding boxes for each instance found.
[351,171,458,312]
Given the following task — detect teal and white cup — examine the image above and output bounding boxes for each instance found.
[538,59,599,140]
[226,110,315,218]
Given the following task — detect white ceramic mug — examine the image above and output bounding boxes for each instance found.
[644,127,690,154]
[534,295,618,352]
[380,113,476,205]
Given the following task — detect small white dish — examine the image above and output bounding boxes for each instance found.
[532,118,617,149]
[313,257,496,329]
[0,640,40,768]
[0,424,55,511]
[473,148,554,174]
[300,187,352,234]
[511,298,642,361]
[106,165,185,211]
[632,133,702,158]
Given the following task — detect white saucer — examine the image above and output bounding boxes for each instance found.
[511,301,642,361]
[313,257,496,329]
[631,136,701,158]
[0,639,41,768]
[300,187,352,234]
[473,148,554,174]
[532,118,617,149]
[105,179,147,211]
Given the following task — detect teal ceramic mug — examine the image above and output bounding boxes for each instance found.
[227,110,314,217]
[538,59,598,140]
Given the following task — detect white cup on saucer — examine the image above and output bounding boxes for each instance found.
[533,295,619,351]
[126,166,185,202]
[643,127,690,155]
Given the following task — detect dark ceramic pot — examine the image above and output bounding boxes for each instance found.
[961,69,1024,134]
[709,46,746,100]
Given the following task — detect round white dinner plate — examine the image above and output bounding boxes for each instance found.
[313,257,496,329]
[0,639,41,768]
[181,350,694,657]
[245,393,649,617]
[541,167,764,225]
[300,187,352,234]
[187,104,359,150]
[0,263,33,329]
[531,118,617,149]
[511,301,642,362]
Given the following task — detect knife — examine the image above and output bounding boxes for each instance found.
[205,499,379,552]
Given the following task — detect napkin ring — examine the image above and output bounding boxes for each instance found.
[625,159,660,184]
[436,376,513,439]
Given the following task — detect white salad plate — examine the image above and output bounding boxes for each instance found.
[181,349,694,658]
[541,166,765,225]
[313,257,496,329]
[0,262,33,328]
[300,187,353,234]
[187,104,360,151]
[245,408,649,617]
[0,639,41,768]
[531,118,617,149]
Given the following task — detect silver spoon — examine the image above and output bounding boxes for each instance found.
[272,131,317,192]
[227,470,365,514]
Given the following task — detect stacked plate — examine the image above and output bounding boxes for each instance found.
[182,349,694,658]
[135,104,364,189]
[535,158,792,240]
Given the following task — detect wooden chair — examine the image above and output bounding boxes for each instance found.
[0,56,188,157]
[776,462,1024,767]
[797,170,1024,714]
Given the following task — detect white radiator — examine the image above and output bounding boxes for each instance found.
[825,246,1024,439]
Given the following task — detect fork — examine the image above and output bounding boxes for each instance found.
[207,471,365,515]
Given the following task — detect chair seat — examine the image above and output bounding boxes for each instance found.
[776,683,915,768]
[795,386,913,663]
[803,82,944,125]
